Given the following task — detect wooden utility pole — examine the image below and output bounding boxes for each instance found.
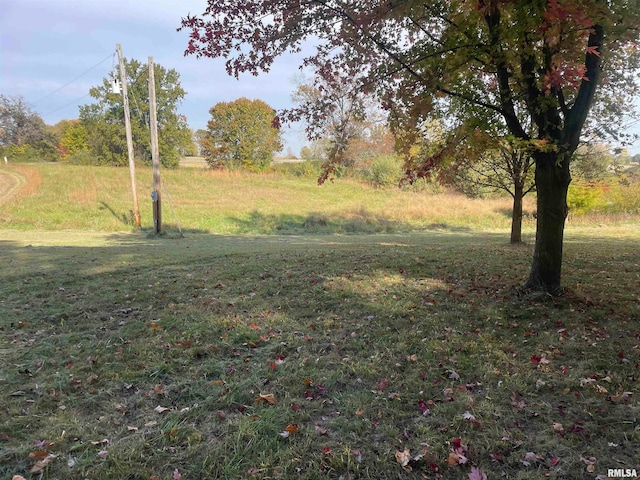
[116,44,141,228]
[148,56,162,234]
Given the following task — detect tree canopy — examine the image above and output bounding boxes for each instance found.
[181,0,640,294]
[79,58,191,168]
[204,98,283,171]
[0,94,59,162]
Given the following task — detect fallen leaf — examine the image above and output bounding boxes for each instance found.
[154,406,171,414]
[446,452,460,466]
[97,450,108,459]
[490,451,504,462]
[30,453,57,473]
[395,448,412,471]
[314,425,328,435]
[255,393,277,405]
[552,422,564,433]
[284,423,299,433]
[29,450,49,460]
[462,411,477,422]
[351,449,362,463]
[417,399,431,416]
[523,452,543,463]
[173,468,182,479]
[608,391,633,403]
[594,384,608,394]
[468,466,488,480]
[580,378,596,387]
[12,476,28,480]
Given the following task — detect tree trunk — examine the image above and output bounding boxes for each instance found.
[525,152,571,294]
[510,183,524,244]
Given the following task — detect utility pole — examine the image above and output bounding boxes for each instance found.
[116,44,141,228]
[148,56,162,234]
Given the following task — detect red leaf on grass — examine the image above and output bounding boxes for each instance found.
[417,400,431,416]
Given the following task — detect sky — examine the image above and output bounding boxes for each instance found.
[0,0,310,155]
[1,0,639,156]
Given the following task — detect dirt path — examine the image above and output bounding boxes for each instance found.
[0,169,27,204]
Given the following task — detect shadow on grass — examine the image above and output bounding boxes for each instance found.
[230,209,473,235]
[0,229,639,478]
[99,201,136,226]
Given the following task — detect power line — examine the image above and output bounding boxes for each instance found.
[32,52,114,106]
[41,92,92,116]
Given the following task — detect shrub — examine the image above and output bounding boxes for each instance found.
[367,155,403,188]
[567,182,605,215]
[272,160,322,178]
[65,150,95,165]
[601,181,640,214]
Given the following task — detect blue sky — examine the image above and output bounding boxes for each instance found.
[1,0,638,156]
[0,0,309,155]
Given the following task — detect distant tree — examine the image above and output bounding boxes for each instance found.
[632,153,640,164]
[442,133,536,243]
[181,129,199,157]
[181,0,640,294]
[284,146,297,160]
[571,143,614,182]
[51,119,90,162]
[194,129,209,157]
[299,141,330,162]
[79,58,191,168]
[0,94,59,161]
[205,98,282,171]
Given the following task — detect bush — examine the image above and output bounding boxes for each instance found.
[0,143,60,163]
[366,155,403,188]
[65,150,94,165]
[272,160,322,178]
[601,181,640,214]
[567,182,604,215]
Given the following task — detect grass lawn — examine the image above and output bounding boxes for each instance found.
[0,163,639,479]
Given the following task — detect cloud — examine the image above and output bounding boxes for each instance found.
[0,0,315,153]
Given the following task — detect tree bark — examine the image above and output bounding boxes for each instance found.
[525,152,571,294]
[510,183,524,244]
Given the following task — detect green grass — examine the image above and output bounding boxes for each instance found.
[0,163,639,479]
[0,163,538,234]
[1,230,639,479]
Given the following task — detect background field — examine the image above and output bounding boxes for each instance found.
[0,163,639,480]
[0,162,538,235]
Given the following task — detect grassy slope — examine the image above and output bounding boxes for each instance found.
[0,163,534,234]
[0,164,639,479]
